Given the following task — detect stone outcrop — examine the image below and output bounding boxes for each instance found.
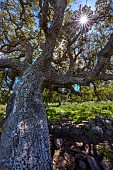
[48,116,113,143]
[49,116,113,170]
[0,116,113,169]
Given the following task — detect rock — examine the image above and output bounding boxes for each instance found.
[105,130,113,136]
[53,125,61,133]
[63,121,72,126]
[95,121,103,127]
[64,152,71,162]
[53,150,64,169]
[49,116,113,170]
[79,160,86,170]
[75,142,84,148]
[104,119,112,126]
[62,125,70,134]
[48,120,54,126]
[71,148,85,154]
[95,116,104,126]
[91,126,103,136]
[84,144,89,155]
[54,138,63,149]
[104,120,112,129]
[76,152,86,160]
[87,155,100,170]
[100,160,112,170]
[83,124,91,131]
[88,119,95,125]
[71,127,82,135]
[49,124,54,133]
[95,116,104,122]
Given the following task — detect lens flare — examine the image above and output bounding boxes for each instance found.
[79,15,88,24]
[72,5,94,32]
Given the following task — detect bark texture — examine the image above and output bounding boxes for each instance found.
[0,1,67,169]
[0,69,52,170]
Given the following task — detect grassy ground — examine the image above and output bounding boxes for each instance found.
[1,102,113,165]
[46,101,113,122]
[0,101,113,129]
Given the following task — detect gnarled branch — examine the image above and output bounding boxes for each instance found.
[0,58,24,76]
[50,33,113,86]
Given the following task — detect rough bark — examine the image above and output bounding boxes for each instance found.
[0,1,68,169]
[0,68,52,170]
[0,58,25,77]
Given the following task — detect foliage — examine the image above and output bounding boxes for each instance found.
[0,0,113,90]
[0,70,11,104]
[43,83,113,105]
[72,83,113,102]
[96,142,113,161]
[0,104,6,131]
[43,88,68,106]
[46,101,113,122]
[1,101,113,130]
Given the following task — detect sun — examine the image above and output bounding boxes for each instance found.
[77,13,91,31]
[73,5,94,32]
[79,15,88,24]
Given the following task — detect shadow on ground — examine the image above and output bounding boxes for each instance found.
[49,116,113,170]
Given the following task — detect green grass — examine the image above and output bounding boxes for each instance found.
[0,101,113,129]
[46,101,113,122]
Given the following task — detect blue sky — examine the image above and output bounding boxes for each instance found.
[71,0,96,11]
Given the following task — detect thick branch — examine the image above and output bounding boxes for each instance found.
[50,0,67,33]
[86,33,113,80]
[45,83,82,96]
[39,0,49,36]
[0,58,24,76]
[1,39,33,64]
[40,0,67,63]
[0,40,20,52]
[20,41,33,64]
[94,73,113,81]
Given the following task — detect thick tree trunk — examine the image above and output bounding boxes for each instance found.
[0,71,52,169]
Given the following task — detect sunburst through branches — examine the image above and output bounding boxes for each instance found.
[79,15,88,24]
[73,5,94,32]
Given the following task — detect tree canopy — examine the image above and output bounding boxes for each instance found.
[0,0,113,95]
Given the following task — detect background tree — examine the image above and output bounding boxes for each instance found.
[0,0,113,169]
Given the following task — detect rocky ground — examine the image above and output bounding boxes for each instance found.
[0,115,113,169]
[49,116,113,170]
